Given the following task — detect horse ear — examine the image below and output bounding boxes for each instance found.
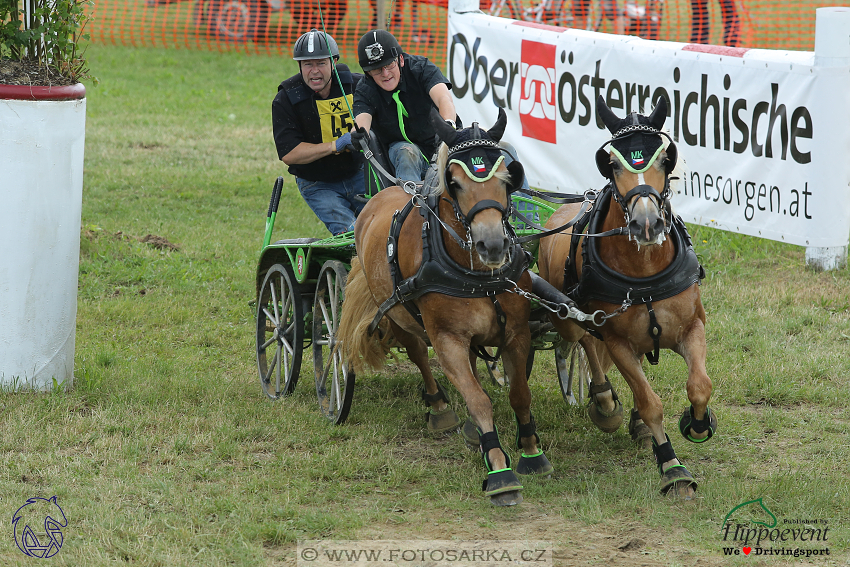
[596,95,620,134]
[487,107,507,142]
[430,108,458,146]
[648,96,668,130]
[506,159,524,192]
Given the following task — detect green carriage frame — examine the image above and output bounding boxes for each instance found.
[254,177,592,425]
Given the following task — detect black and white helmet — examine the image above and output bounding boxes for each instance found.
[357,29,401,72]
[293,29,339,61]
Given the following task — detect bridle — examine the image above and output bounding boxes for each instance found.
[595,121,677,237]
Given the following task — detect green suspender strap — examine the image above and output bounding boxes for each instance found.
[391,91,429,164]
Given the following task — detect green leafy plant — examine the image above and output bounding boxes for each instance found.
[0,0,93,82]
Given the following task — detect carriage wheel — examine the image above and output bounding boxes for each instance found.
[256,264,303,400]
[556,341,591,406]
[313,260,355,425]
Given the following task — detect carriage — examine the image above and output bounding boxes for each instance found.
[253,173,594,425]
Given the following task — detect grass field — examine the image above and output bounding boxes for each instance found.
[1,43,849,566]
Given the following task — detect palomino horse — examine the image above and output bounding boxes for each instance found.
[338,109,553,506]
[538,96,714,498]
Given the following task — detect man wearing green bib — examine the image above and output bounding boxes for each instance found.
[352,29,457,183]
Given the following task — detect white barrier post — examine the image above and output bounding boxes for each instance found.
[449,0,480,13]
[806,7,850,270]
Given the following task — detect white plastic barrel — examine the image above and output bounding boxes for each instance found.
[0,84,86,390]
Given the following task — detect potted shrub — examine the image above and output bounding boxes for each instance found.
[0,0,92,390]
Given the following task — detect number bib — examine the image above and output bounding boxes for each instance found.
[316,94,354,143]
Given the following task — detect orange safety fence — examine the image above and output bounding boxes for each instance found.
[87,0,850,66]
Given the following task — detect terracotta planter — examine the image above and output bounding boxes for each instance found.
[0,83,86,390]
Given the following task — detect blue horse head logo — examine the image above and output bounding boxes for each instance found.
[12,496,67,558]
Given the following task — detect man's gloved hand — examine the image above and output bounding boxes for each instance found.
[350,127,367,150]
[335,132,353,153]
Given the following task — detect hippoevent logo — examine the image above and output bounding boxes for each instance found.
[519,40,557,144]
[12,496,67,558]
[720,498,831,559]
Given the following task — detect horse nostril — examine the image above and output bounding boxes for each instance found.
[501,237,509,251]
[475,241,489,258]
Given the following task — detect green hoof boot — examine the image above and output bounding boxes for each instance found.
[679,405,717,443]
[516,452,553,476]
[427,407,461,434]
[483,469,523,505]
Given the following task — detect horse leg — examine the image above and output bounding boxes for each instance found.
[605,336,697,499]
[582,334,625,433]
[461,349,486,450]
[435,335,523,505]
[502,342,554,477]
[673,318,716,443]
[387,320,460,434]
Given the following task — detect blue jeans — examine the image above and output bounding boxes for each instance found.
[389,141,430,183]
[296,168,366,235]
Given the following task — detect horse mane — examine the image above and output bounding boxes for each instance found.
[434,142,448,196]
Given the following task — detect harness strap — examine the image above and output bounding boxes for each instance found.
[513,200,593,244]
[645,300,662,365]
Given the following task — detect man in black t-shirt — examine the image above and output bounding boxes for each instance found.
[352,29,457,183]
[272,29,365,235]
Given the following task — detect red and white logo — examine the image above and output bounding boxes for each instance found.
[519,40,557,144]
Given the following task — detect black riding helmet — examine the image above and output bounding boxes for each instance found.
[293,29,340,61]
[357,29,402,72]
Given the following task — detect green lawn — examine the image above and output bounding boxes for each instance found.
[0,43,848,566]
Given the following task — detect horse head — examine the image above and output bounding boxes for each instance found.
[595,95,677,247]
[431,108,524,268]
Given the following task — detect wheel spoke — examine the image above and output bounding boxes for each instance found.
[270,278,280,323]
[264,344,278,384]
[262,306,278,328]
[275,344,282,394]
[331,351,341,410]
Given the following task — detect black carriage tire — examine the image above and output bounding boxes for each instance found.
[485,0,518,20]
[256,263,304,399]
[556,342,591,406]
[289,0,348,30]
[206,0,270,41]
[313,260,355,425]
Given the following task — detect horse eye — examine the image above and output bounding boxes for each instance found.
[610,160,622,172]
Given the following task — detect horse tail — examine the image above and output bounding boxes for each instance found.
[337,256,395,373]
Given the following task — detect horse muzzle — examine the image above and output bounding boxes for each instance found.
[471,220,510,268]
[627,190,667,246]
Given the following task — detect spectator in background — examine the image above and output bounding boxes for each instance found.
[689,0,740,46]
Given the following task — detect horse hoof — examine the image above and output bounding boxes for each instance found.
[659,464,698,498]
[628,408,653,449]
[462,418,480,450]
[427,407,461,434]
[679,405,717,443]
[588,398,624,433]
[516,452,554,476]
[489,490,523,506]
[482,469,523,499]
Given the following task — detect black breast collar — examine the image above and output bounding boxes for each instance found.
[571,186,705,307]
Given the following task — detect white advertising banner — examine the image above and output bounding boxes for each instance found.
[446,10,850,248]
